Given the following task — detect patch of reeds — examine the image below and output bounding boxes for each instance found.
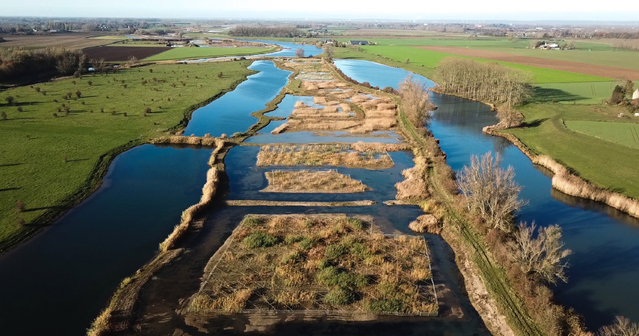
[185,214,437,316]
[256,144,394,169]
[262,170,369,193]
[395,156,429,201]
[150,135,221,147]
[226,200,376,207]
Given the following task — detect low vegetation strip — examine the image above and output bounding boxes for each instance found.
[419,46,635,80]
[225,200,376,207]
[565,120,639,149]
[256,144,394,169]
[0,60,255,252]
[186,214,437,316]
[262,170,369,193]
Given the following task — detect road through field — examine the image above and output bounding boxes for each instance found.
[419,46,639,80]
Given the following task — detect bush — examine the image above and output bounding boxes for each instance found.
[284,235,304,244]
[243,216,262,227]
[346,218,364,230]
[323,287,354,305]
[242,231,279,248]
[324,244,348,260]
[298,237,317,251]
[1,112,7,120]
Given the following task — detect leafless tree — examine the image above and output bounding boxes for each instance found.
[457,152,527,232]
[323,46,334,61]
[513,222,572,284]
[598,316,639,336]
[399,75,434,128]
[497,107,524,128]
[295,48,305,58]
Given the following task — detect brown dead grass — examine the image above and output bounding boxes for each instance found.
[186,214,437,316]
[256,144,394,169]
[395,156,429,201]
[226,200,376,207]
[262,170,369,193]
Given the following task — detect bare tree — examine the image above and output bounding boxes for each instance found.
[457,152,527,232]
[295,48,305,58]
[323,46,334,61]
[497,107,524,128]
[399,75,434,128]
[513,222,572,284]
[598,316,639,336]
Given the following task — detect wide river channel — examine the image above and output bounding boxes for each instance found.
[0,47,636,335]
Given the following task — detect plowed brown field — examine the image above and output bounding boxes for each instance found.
[419,46,639,80]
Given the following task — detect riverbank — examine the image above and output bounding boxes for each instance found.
[0,60,256,253]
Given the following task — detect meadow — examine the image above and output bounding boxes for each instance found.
[565,120,639,149]
[0,60,255,250]
[144,46,276,61]
[505,104,639,198]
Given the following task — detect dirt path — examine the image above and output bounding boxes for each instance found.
[419,46,639,80]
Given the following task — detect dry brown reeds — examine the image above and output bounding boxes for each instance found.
[226,200,376,207]
[395,156,429,201]
[349,142,411,152]
[186,214,437,316]
[351,95,370,103]
[262,170,369,193]
[256,144,394,169]
[409,215,441,234]
[294,101,307,109]
[151,135,221,147]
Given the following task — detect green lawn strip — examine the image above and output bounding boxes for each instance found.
[532,81,639,104]
[359,46,612,84]
[505,104,639,198]
[0,60,255,250]
[144,46,276,61]
[565,120,639,150]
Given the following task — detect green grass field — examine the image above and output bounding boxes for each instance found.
[0,61,255,248]
[505,104,639,198]
[144,46,275,61]
[359,45,612,83]
[565,120,639,149]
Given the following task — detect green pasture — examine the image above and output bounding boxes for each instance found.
[506,104,639,198]
[0,60,254,248]
[565,120,639,149]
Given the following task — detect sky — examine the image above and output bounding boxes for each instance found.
[3,0,639,22]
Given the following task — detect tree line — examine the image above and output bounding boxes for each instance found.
[0,48,85,83]
[435,58,532,108]
[228,26,303,38]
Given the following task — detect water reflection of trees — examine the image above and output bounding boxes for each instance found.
[551,188,639,227]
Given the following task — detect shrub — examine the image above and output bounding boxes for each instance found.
[1,112,7,120]
[87,81,92,86]
[242,231,279,248]
[323,287,354,305]
[298,237,317,251]
[16,200,25,212]
[324,244,348,260]
[53,112,58,117]
[281,251,303,264]
[75,90,82,98]
[285,235,304,244]
[346,218,364,230]
[16,107,23,112]
[5,96,15,105]
[218,72,223,78]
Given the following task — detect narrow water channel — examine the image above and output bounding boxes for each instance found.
[334,59,639,330]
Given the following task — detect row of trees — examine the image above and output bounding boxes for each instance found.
[435,58,533,108]
[228,26,303,38]
[0,48,85,82]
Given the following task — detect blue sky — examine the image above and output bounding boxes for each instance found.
[3,0,639,21]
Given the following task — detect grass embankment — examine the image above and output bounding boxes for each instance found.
[504,104,639,199]
[256,144,394,169]
[144,46,276,61]
[188,214,437,316]
[262,170,369,193]
[0,60,255,251]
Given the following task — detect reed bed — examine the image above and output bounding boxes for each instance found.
[395,156,429,201]
[262,170,369,193]
[256,144,394,169]
[150,135,221,147]
[349,142,411,152]
[186,214,437,316]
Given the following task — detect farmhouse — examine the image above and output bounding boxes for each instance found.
[350,40,370,45]
[633,89,639,100]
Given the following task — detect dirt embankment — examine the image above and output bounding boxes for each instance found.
[419,46,639,80]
